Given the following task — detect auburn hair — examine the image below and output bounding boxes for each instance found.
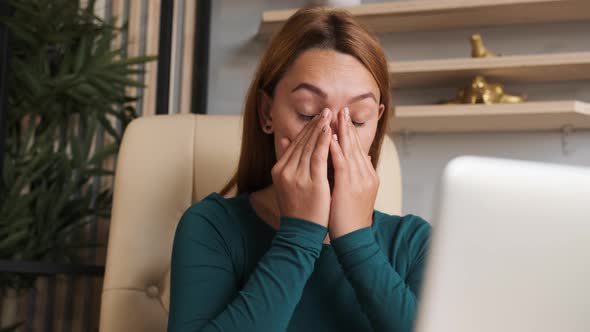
[220,6,391,196]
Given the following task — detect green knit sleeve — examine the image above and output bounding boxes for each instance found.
[168,201,328,332]
[331,215,431,332]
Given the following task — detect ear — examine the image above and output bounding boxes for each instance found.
[377,104,385,120]
[257,90,274,134]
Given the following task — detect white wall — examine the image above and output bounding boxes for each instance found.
[207,0,590,223]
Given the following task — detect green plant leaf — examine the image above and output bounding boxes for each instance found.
[1,0,155,287]
[0,320,24,332]
[0,229,28,253]
[87,143,118,165]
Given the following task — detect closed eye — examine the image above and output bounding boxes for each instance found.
[298,112,365,127]
[298,113,316,122]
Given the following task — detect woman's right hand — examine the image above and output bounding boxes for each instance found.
[271,108,333,228]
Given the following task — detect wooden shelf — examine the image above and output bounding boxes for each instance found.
[390,52,590,88]
[390,100,590,133]
[259,0,590,38]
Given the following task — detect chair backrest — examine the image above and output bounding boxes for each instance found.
[99,113,402,331]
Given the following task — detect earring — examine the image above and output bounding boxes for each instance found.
[264,125,273,134]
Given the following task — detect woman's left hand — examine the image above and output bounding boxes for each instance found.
[328,107,379,239]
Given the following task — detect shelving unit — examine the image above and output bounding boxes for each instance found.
[258,0,590,38]
[259,1,590,134]
[390,100,590,133]
[389,52,590,89]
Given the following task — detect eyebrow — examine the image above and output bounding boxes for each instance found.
[291,82,377,104]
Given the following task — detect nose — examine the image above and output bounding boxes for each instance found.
[329,108,341,132]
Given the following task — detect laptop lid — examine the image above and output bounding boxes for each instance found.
[415,156,590,332]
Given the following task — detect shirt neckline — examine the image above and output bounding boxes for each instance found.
[238,192,279,233]
[238,192,333,247]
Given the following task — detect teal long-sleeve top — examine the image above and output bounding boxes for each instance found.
[168,192,431,332]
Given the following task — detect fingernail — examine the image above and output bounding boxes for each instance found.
[322,108,329,118]
[332,134,338,142]
[322,125,328,133]
[344,107,350,121]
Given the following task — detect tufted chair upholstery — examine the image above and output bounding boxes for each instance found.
[99,113,402,331]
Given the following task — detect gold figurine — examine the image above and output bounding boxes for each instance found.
[441,75,527,105]
[471,34,498,58]
[438,35,524,105]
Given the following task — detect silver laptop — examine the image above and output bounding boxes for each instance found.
[415,156,590,332]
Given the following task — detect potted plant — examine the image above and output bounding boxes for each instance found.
[0,0,155,328]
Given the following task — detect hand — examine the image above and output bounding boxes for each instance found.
[328,107,379,239]
[272,108,333,228]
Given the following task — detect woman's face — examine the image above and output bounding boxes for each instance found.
[260,48,385,163]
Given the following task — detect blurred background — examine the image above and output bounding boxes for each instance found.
[0,0,589,331]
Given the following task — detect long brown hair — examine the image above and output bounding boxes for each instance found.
[220,6,391,196]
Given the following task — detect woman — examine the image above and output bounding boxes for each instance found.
[168,6,431,332]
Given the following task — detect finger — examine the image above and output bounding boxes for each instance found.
[349,119,371,176]
[338,107,353,159]
[274,138,292,173]
[309,119,333,181]
[279,137,290,152]
[276,114,318,170]
[346,107,364,154]
[353,125,374,171]
[329,133,347,174]
[284,113,323,173]
[299,109,331,177]
[339,107,361,177]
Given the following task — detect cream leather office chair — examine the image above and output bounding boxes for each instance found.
[99,113,402,331]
